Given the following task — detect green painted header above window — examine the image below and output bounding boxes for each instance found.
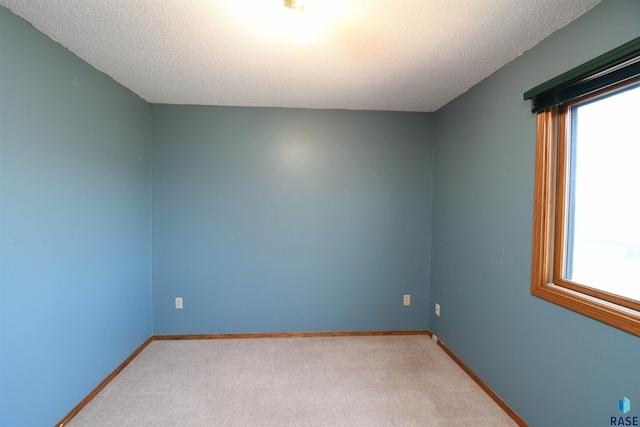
[524,36,640,113]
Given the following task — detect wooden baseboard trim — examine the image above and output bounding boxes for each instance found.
[56,337,153,427]
[429,332,528,427]
[152,330,429,340]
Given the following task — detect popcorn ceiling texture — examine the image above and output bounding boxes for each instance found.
[0,0,600,112]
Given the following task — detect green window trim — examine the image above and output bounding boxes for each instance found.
[524,36,640,113]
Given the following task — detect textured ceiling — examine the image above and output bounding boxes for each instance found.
[1,0,600,112]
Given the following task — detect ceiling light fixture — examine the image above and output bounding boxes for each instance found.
[283,0,315,45]
[283,0,306,12]
[282,0,347,45]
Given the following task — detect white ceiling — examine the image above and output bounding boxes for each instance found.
[1,0,600,112]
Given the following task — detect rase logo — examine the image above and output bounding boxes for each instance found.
[611,397,638,426]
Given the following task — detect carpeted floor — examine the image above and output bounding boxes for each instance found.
[67,335,518,426]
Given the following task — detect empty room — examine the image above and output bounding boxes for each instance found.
[1,1,639,426]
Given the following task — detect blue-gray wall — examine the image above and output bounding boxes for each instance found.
[151,106,433,334]
[2,0,640,426]
[430,1,640,426]
[0,7,152,427]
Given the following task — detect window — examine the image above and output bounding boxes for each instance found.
[561,83,640,304]
[527,38,640,336]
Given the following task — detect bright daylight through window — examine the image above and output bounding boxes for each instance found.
[527,37,640,336]
[563,83,640,303]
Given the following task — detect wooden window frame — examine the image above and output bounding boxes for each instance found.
[531,79,640,337]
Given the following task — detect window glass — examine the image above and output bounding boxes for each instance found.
[564,83,640,301]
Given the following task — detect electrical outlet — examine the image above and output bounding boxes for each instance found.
[175,297,183,309]
[432,334,438,344]
[403,295,410,306]
[435,303,440,316]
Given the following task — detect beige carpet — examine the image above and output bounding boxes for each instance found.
[67,335,518,426]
